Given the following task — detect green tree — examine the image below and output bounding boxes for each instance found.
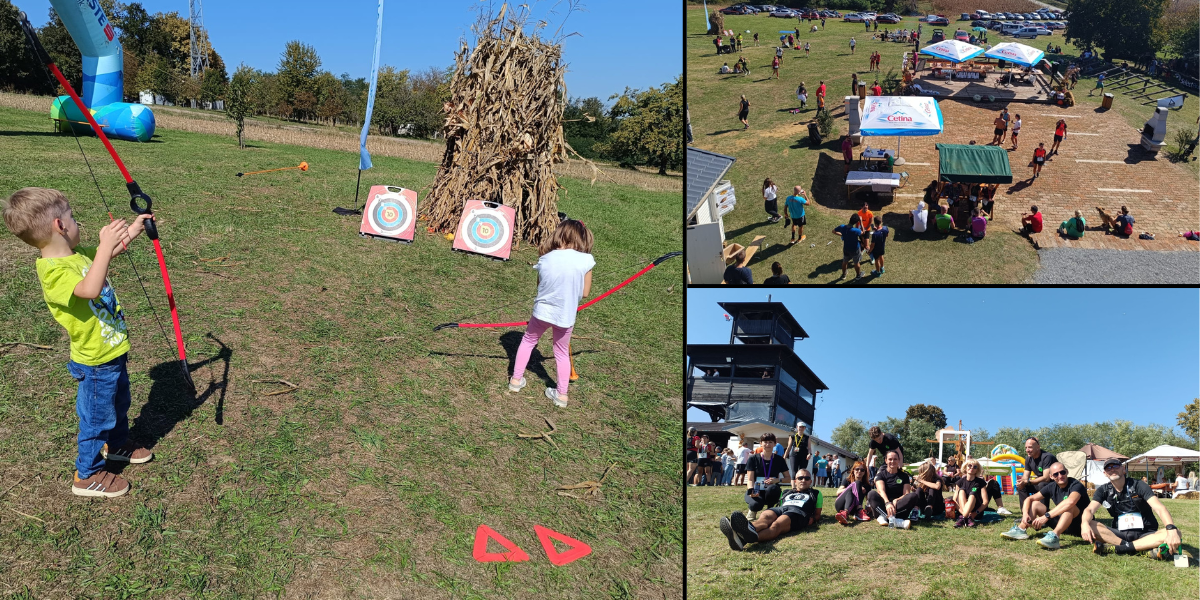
[1178,399,1199,444]
[276,40,321,121]
[1064,0,1169,59]
[596,76,683,174]
[199,65,226,103]
[902,419,938,461]
[563,95,615,161]
[905,404,947,430]
[226,64,255,148]
[0,0,56,95]
[38,6,84,94]
[831,418,869,458]
[371,65,410,135]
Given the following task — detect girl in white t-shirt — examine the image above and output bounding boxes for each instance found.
[508,220,594,407]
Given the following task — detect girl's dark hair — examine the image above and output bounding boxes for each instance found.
[771,261,783,275]
[760,433,777,443]
[540,219,593,255]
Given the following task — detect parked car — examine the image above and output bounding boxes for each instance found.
[822,10,842,18]
[1014,26,1050,38]
[930,28,946,42]
[877,14,902,24]
[720,6,753,15]
[843,12,865,22]
[1044,21,1066,30]
[971,20,987,27]
[1000,23,1023,34]
[770,8,797,17]
[750,5,775,13]
[800,10,820,19]
[960,13,971,20]
[954,29,970,41]
[727,3,759,12]
[927,15,950,25]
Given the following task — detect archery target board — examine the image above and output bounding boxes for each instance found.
[453,200,515,260]
[360,186,418,243]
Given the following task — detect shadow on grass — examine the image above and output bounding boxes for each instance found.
[121,333,233,458]
[0,130,68,137]
[745,242,792,268]
[724,219,777,241]
[426,332,601,390]
[806,257,845,280]
[707,128,745,136]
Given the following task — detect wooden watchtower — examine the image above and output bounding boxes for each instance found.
[686,302,829,429]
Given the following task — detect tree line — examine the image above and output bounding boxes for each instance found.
[831,401,1196,471]
[1,1,681,173]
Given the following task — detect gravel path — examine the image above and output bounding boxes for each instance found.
[1032,248,1200,284]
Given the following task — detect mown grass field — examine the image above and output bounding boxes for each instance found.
[688,485,1200,600]
[687,7,1198,283]
[0,103,682,599]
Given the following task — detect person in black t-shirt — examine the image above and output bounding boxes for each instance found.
[720,469,823,551]
[910,460,947,519]
[1082,458,1184,558]
[954,458,990,527]
[867,450,919,528]
[783,423,812,486]
[762,261,791,285]
[1017,437,1057,507]
[1001,462,1086,549]
[864,426,903,478]
[744,433,788,517]
[834,460,873,524]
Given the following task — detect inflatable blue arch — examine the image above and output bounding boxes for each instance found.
[47,0,155,142]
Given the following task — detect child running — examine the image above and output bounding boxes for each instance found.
[508,220,594,408]
[2,188,155,498]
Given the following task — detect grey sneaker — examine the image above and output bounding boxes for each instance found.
[507,377,527,393]
[1001,525,1029,540]
[719,516,744,551]
[545,387,568,408]
[729,510,758,543]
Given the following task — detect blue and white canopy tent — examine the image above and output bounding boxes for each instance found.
[984,42,1045,67]
[918,39,985,63]
[858,96,945,165]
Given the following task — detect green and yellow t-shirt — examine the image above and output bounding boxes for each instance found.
[35,246,130,366]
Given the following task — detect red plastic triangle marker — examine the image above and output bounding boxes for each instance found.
[534,525,592,566]
[472,524,530,563]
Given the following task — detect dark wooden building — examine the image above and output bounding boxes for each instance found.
[686,302,828,431]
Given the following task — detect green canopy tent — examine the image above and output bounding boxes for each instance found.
[936,143,1013,184]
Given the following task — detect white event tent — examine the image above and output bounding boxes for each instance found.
[918,39,985,63]
[984,42,1046,67]
[858,96,945,165]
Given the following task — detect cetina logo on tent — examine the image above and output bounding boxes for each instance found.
[885,111,913,122]
[86,0,116,42]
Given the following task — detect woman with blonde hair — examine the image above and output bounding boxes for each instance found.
[834,460,872,524]
[955,458,990,528]
[912,460,947,519]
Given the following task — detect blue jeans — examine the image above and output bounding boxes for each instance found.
[67,354,131,478]
[722,463,735,485]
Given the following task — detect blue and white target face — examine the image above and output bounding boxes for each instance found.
[460,207,511,253]
[367,192,413,235]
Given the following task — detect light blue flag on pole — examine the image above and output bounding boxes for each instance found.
[703,0,709,29]
[359,0,384,171]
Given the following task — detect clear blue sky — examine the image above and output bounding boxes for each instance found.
[16,0,681,103]
[687,289,1199,442]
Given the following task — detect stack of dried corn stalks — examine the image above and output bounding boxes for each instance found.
[422,4,568,248]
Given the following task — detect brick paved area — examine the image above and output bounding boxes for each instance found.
[880,100,1199,252]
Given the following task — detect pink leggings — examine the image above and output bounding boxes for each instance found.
[512,316,573,395]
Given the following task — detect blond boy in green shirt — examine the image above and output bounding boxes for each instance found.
[2,187,155,498]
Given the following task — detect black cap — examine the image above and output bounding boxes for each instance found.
[1103,457,1123,469]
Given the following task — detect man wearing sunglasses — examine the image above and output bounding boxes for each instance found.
[720,469,823,551]
[1000,462,1087,549]
[1081,458,1184,559]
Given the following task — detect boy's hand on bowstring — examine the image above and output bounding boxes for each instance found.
[99,219,130,253]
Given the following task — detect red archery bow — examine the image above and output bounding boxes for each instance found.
[19,12,194,391]
[433,252,680,331]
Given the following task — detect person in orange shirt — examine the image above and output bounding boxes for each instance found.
[856,202,874,251]
[871,80,883,96]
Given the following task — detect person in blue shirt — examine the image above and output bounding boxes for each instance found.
[867,215,889,276]
[833,214,864,281]
[784,186,809,244]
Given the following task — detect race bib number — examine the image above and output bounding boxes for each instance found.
[755,477,767,490]
[1117,513,1144,531]
[783,493,811,507]
[698,452,707,459]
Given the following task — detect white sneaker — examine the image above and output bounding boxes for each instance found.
[545,387,568,408]
[507,377,527,392]
[877,515,888,526]
[996,507,1013,515]
[900,519,912,530]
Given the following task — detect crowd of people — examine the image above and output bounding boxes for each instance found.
[685,425,846,488]
[707,431,1187,562]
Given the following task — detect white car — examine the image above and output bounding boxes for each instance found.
[843,12,865,22]
[1014,26,1050,38]
[770,9,797,17]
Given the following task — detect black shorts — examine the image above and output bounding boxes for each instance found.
[698,458,712,469]
[738,111,749,120]
[1054,134,1063,143]
[1035,157,1045,164]
[1046,514,1083,536]
[994,128,1004,136]
[736,463,747,474]
[791,215,806,226]
[686,451,697,463]
[767,506,816,532]
[1107,527,1156,543]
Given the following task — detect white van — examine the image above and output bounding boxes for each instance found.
[1000,23,1023,35]
[1014,26,1049,38]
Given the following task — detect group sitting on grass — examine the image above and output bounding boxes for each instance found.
[714,433,1187,561]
